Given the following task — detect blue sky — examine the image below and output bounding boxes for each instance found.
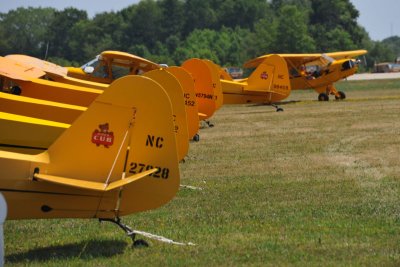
[351,0,399,40]
[0,0,399,41]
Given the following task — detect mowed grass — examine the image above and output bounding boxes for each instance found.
[4,79,400,266]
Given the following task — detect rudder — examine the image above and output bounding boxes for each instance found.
[246,54,291,101]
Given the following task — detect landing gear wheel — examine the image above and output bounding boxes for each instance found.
[318,93,329,101]
[133,239,149,248]
[276,107,284,112]
[10,86,22,95]
[193,134,200,142]
[335,91,346,100]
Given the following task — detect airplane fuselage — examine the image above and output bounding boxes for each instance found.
[221,79,287,104]
[290,59,359,93]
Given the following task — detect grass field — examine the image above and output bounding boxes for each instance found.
[4,79,400,266]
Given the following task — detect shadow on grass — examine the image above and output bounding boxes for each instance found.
[6,239,128,263]
[232,100,302,115]
[249,100,302,107]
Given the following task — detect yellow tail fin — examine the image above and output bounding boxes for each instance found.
[167,66,200,140]
[202,60,224,110]
[182,58,217,120]
[246,54,291,101]
[1,75,180,219]
[143,69,189,161]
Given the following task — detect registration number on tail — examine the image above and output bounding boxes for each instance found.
[129,162,170,179]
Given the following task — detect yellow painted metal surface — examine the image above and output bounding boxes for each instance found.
[6,54,68,77]
[52,75,107,90]
[0,112,69,154]
[0,92,86,124]
[67,50,160,84]
[220,55,291,104]
[143,69,189,161]
[0,150,49,163]
[182,58,217,120]
[0,75,179,220]
[244,50,368,69]
[3,55,107,90]
[202,60,224,110]
[167,66,199,140]
[17,78,102,106]
[34,168,157,192]
[289,59,360,92]
[0,56,45,81]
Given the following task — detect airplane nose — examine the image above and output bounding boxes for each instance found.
[341,60,355,70]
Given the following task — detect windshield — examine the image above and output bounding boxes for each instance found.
[80,56,100,69]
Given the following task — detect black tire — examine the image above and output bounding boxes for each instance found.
[276,107,284,112]
[318,93,329,101]
[193,134,200,142]
[11,86,21,95]
[335,91,346,100]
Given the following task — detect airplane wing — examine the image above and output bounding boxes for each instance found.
[100,51,160,72]
[34,168,158,192]
[5,55,68,78]
[244,53,322,69]
[325,50,368,60]
[0,56,45,81]
[244,50,367,69]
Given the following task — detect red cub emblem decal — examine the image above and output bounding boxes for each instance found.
[260,71,269,80]
[92,123,114,148]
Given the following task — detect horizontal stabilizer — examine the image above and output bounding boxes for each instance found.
[0,150,49,163]
[34,168,158,192]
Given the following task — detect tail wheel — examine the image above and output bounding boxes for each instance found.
[335,91,346,100]
[318,93,329,101]
[192,134,200,142]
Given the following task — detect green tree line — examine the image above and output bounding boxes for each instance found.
[0,0,398,70]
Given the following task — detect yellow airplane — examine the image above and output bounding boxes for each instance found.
[0,56,190,161]
[184,55,291,111]
[0,75,181,245]
[244,50,367,101]
[66,51,200,141]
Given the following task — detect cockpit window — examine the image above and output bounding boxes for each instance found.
[92,65,109,78]
[111,64,131,79]
[80,56,110,78]
[81,56,100,69]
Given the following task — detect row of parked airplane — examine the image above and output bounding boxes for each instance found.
[0,49,366,246]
